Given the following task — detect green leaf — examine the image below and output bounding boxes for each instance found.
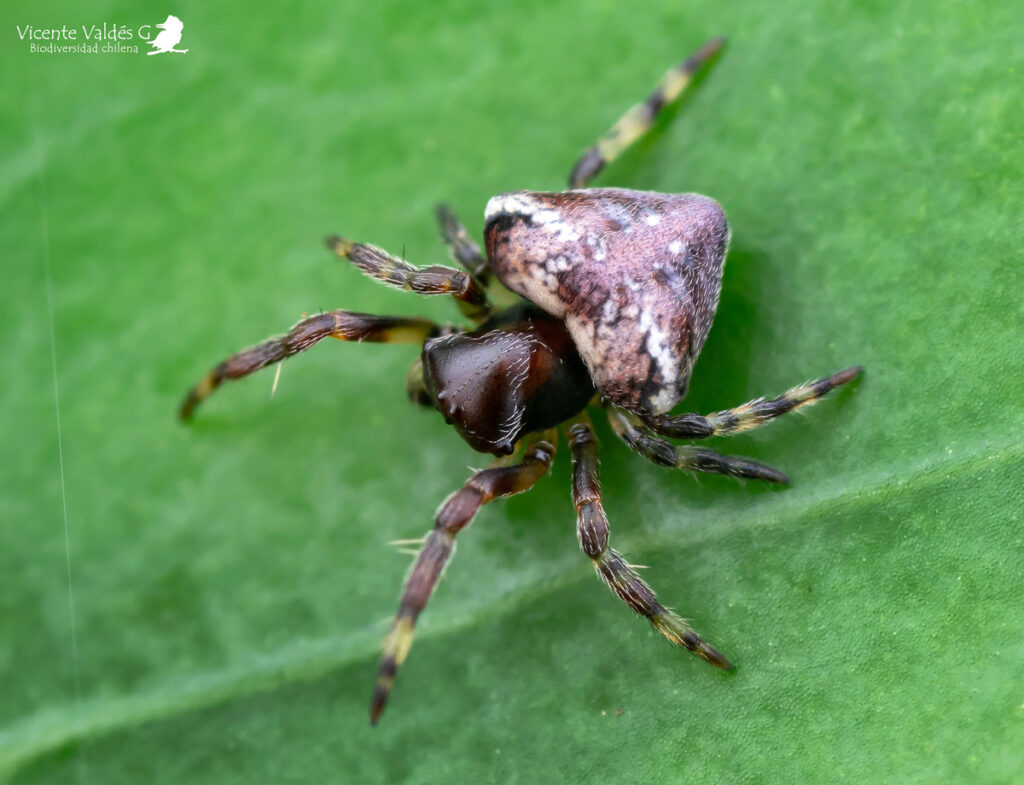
[3,0,1022,782]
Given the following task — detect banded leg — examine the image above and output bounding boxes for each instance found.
[568,36,726,189]
[643,366,863,439]
[567,415,731,668]
[325,235,491,322]
[179,311,438,420]
[436,203,491,285]
[607,408,789,484]
[371,429,557,725]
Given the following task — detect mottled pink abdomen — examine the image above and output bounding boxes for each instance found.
[484,188,729,415]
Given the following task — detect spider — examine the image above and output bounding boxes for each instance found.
[180,37,861,725]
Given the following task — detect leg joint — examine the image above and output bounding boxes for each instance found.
[577,501,609,558]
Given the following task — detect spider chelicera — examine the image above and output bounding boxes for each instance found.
[180,37,861,724]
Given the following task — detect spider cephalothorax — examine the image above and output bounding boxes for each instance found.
[180,37,861,724]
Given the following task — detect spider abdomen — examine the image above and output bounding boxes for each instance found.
[421,305,595,455]
[484,188,729,415]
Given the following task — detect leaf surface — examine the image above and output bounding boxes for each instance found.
[2,0,1022,782]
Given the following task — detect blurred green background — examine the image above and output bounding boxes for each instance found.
[2,0,1022,782]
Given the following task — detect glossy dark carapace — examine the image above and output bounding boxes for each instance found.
[180,37,861,725]
[422,304,595,455]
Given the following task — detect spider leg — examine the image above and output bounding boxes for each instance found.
[179,311,438,420]
[371,429,557,725]
[436,203,491,285]
[642,366,863,439]
[568,36,726,189]
[566,415,732,668]
[606,408,789,484]
[325,235,491,323]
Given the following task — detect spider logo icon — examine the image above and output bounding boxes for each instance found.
[147,14,188,55]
